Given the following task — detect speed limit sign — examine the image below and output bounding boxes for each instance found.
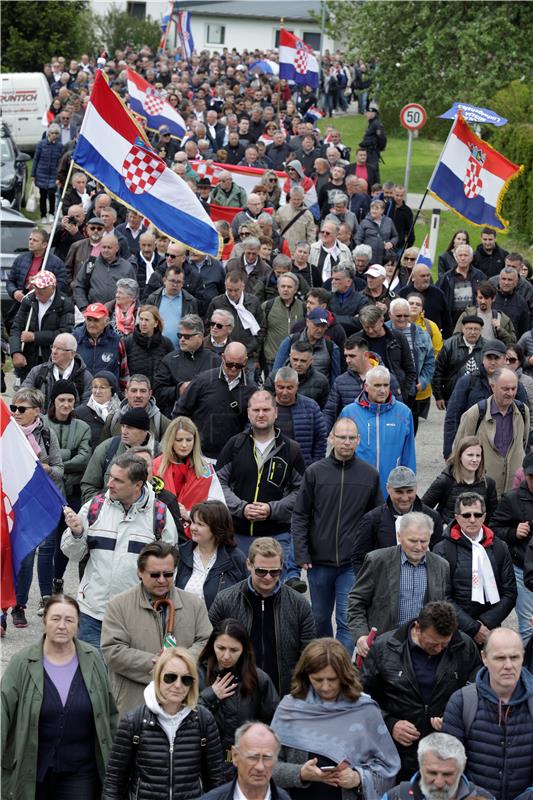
[400,103,427,130]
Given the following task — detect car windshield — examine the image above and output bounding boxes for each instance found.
[1,222,32,254]
[0,138,14,161]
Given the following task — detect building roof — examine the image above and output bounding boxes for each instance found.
[185,1,322,22]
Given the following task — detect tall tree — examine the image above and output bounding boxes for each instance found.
[1,1,95,72]
[93,8,161,55]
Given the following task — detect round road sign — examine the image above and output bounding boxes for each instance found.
[400,103,427,130]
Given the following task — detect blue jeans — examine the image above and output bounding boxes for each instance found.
[15,530,56,607]
[307,564,355,653]
[235,532,299,582]
[78,612,102,649]
[514,565,533,644]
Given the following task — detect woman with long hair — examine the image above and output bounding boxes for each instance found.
[271,638,400,798]
[124,304,174,385]
[422,435,498,525]
[153,417,226,532]
[198,618,279,778]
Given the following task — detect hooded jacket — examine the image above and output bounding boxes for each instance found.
[22,353,93,408]
[100,396,171,443]
[124,327,174,385]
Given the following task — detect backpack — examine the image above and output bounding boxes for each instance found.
[474,398,527,434]
[461,683,533,735]
[87,492,167,539]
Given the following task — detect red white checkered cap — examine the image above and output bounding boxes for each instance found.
[30,270,56,288]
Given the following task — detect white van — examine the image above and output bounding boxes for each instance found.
[0,73,52,152]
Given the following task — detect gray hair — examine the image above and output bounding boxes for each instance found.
[389,297,410,313]
[454,491,486,514]
[234,722,280,755]
[418,733,466,771]
[333,192,348,207]
[128,374,151,388]
[359,305,384,326]
[290,186,305,198]
[278,271,299,289]
[273,254,292,270]
[243,236,260,250]
[72,171,86,182]
[257,213,273,225]
[13,387,45,409]
[365,365,391,384]
[116,278,139,298]
[399,511,434,537]
[331,265,354,280]
[54,332,77,352]
[500,266,519,278]
[48,123,60,134]
[454,243,474,257]
[180,314,204,335]
[274,366,299,383]
[211,309,235,330]
[353,244,372,261]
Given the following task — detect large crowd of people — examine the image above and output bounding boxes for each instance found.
[1,41,533,800]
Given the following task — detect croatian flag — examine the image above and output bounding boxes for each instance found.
[279,30,319,89]
[177,11,195,61]
[127,69,185,139]
[415,234,432,269]
[428,112,523,231]
[73,71,220,256]
[190,160,288,200]
[1,400,64,608]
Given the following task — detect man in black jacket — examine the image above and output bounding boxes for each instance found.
[292,416,382,652]
[432,316,486,408]
[473,228,508,278]
[351,467,443,573]
[361,601,481,780]
[358,305,417,404]
[399,265,453,339]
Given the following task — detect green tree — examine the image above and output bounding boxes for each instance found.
[93,7,161,55]
[1,1,95,72]
[326,0,533,137]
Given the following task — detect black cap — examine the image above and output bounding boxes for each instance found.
[523,452,533,475]
[50,379,78,403]
[461,315,484,327]
[482,340,507,357]
[120,407,150,431]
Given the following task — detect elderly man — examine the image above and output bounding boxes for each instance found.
[22,331,92,406]
[98,206,130,257]
[339,365,416,495]
[9,271,74,379]
[358,305,417,404]
[272,307,342,387]
[383,733,494,800]
[73,301,129,392]
[363,604,481,782]
[203,308,235,355]
[115,209,145,258]
[437,244,486,324]
[399,264,453,338]
[433,315,487,410]
[101,541,211,715]
[443,627,533,800]
[153,314,220,417]
[328,266,368,335]
[453,367,529,495]
[262,273,306,371]
[64,215,106,289]
[7,228,67,305]
[292,416,382,650]
[273,366,326,468]
[362,263,391,311]
[135,231,165,299]
[199,722,290,800]
[346,176,371,223]
[63,171,91,212]
[51,203,86,262]
[231,193,266,238]
[308,220,352,284]
[275,187,316,256]
[175,342,257,461]
[434,492,517,645]
[348,511,451,657]
[226,235,271,293]
[74,233,136,310]
[352,466,443,573]
[493,266,531,338]
[325,192,358,234]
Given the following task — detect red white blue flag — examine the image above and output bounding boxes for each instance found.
[127,69,185,139]
[1,400,64,608]
[177,11,195,61]
[415,234,432,269]
[73,71,220,256]
[279,30,319,89]
[428,113,523,231]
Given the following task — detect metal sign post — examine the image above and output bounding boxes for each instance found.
[400,103,427,195]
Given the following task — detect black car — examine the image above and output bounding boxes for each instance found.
[0,206,34,319]
[0,123,30,210]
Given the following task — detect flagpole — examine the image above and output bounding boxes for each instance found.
[318,1,326,86]
[277,18,284,122]
[385,188,428,298]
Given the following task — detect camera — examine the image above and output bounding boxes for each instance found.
[67,216,77,225]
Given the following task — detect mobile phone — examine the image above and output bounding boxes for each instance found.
[320,766,337,772]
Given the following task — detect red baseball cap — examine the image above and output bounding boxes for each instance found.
[83,302,109,319]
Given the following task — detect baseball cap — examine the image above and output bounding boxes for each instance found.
[83,302,109,319]
[307,308,329,325]
[368,102,379,112]
[523,452,533,475]
[159,124,171,135]
[197,177,211,187]
[482,340,507,357]
[30,270,57,289]
[387,466,417,489]
[366,264,386,278]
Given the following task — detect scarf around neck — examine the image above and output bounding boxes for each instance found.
[20,418,42,455]
[227,293,260,335]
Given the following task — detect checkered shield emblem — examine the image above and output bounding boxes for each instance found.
[122,145,166,194]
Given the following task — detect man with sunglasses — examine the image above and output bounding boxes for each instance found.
[64,216,105,290]
[101,540,211,716]
[434,492,516,646]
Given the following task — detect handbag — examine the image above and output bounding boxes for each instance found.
[26,184,39,213]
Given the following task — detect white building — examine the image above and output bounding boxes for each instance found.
[90,1,337,53]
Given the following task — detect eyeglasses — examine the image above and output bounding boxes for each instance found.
[393,314,410,318]
[458,511,485,519]
[178,332,197,339]
[403,257,416,262]
[148,571,175,578]
[211,321,227,329]
[88,225,103,231]
[10,404,34,413]
[506,356,519,363]
[238,752,275,765]
[320,230,334,236]
[51,345,74,352]
[166,253,182,259]
[162,673,195,687]
[224,360,246,369]
[253,567,282,578]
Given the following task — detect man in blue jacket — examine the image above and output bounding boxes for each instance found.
[272,366,326,468]
[7,228,67,306]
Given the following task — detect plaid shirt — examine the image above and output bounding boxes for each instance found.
[398,549,428,625]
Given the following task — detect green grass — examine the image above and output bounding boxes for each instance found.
[319,115,523,275]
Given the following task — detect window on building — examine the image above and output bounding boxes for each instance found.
[127,1,146,19]
[275,29,294,48]
[303,31,321,51]
[206,24,225,44]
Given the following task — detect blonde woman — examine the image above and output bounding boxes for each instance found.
[102,647,224,799]
[153,417,226,531]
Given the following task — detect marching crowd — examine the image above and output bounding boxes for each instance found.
[2,42,533,800]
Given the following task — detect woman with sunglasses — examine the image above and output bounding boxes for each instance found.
[153,417,226,535]
[102,647,225,799]
[175,501,246,609]
[197,618,279,779]
[433,491,516,646]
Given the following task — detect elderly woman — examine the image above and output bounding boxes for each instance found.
[7,389,64,630]
[124,304,174,385]
[271,638,400,799]
[32,123,63,223]
[1,594,117,799]
[102,646,224,799]
[74,370,121,448]
[106,277,139,336]
[355,199,399,265]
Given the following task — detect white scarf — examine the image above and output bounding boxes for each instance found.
[53,361,75,381]
[321,242,341,282]
[227,292,260,335]
[465,531,501,605]
[87,394,113,421]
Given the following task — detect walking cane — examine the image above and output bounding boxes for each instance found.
[154,598,177,650]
